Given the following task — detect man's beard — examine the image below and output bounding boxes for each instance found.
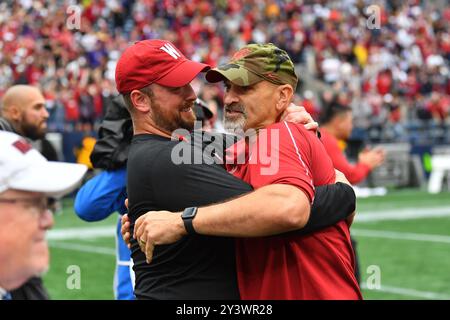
[21,119,46,140]
[223,103,247,137]
[151,98,195,133]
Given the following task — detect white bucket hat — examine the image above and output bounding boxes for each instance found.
[0,131,87,197]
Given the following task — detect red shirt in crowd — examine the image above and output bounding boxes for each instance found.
[376,71,392,95]
[427,96,450,121]
[320,128,371,185]
[226,121,362,300]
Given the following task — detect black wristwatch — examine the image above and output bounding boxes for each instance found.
[181,207,198,235]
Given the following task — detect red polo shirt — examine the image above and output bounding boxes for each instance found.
[320,129,371,185]
[226,121,362,300]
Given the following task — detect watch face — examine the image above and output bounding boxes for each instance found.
[183,207,197,219]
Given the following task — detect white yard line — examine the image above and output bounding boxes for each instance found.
[47,226,115,240]
[352,229,450,244]
[356,206,450,222]
[360,283,450,300]
[49,241,115,256]
[47,207,450,243]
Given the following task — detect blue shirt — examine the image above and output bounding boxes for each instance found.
[74,168,134,300]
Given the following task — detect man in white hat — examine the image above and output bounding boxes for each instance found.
[0,131,87,300]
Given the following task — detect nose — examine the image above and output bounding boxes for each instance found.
[223,88,239,106]
[42,106,49,119]
[39,209,54,230]
[184,84,197,103]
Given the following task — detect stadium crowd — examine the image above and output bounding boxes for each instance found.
[0,0,449,141]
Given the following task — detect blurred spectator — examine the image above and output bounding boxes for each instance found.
[0,85,48,140]
[0,131,86,299]
[319,101,386,185]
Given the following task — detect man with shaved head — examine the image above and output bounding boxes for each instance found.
[0,85,53,300]
[0,85,49,140]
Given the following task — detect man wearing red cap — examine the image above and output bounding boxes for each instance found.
[118,40,357,299]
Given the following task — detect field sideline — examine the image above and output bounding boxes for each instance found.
[43,189,450,300]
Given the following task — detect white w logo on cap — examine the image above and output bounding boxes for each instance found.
[160,43,181,60]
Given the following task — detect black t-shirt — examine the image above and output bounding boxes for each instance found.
[128,134,252,300]
[127,133,355,300]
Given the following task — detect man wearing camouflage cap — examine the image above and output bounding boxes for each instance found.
[130,43,362,299]
[205,43,298,135]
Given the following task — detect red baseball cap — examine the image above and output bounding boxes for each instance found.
[115,39,210,94]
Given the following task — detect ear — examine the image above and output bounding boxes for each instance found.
[275,84,294,113]
[6,105,22,121]
[130,90,151,113]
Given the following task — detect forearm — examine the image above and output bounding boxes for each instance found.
[347,163,371,184]
[191,184,311,237]
[336,155,370,184]
[330,147,370,185]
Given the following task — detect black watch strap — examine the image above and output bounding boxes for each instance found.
[181,207,198,235]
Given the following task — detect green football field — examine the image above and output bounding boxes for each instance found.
[43,189,450,300]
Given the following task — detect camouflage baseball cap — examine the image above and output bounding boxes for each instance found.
[205,43,298,89]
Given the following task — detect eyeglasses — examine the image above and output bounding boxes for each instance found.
[0,197,54,215]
